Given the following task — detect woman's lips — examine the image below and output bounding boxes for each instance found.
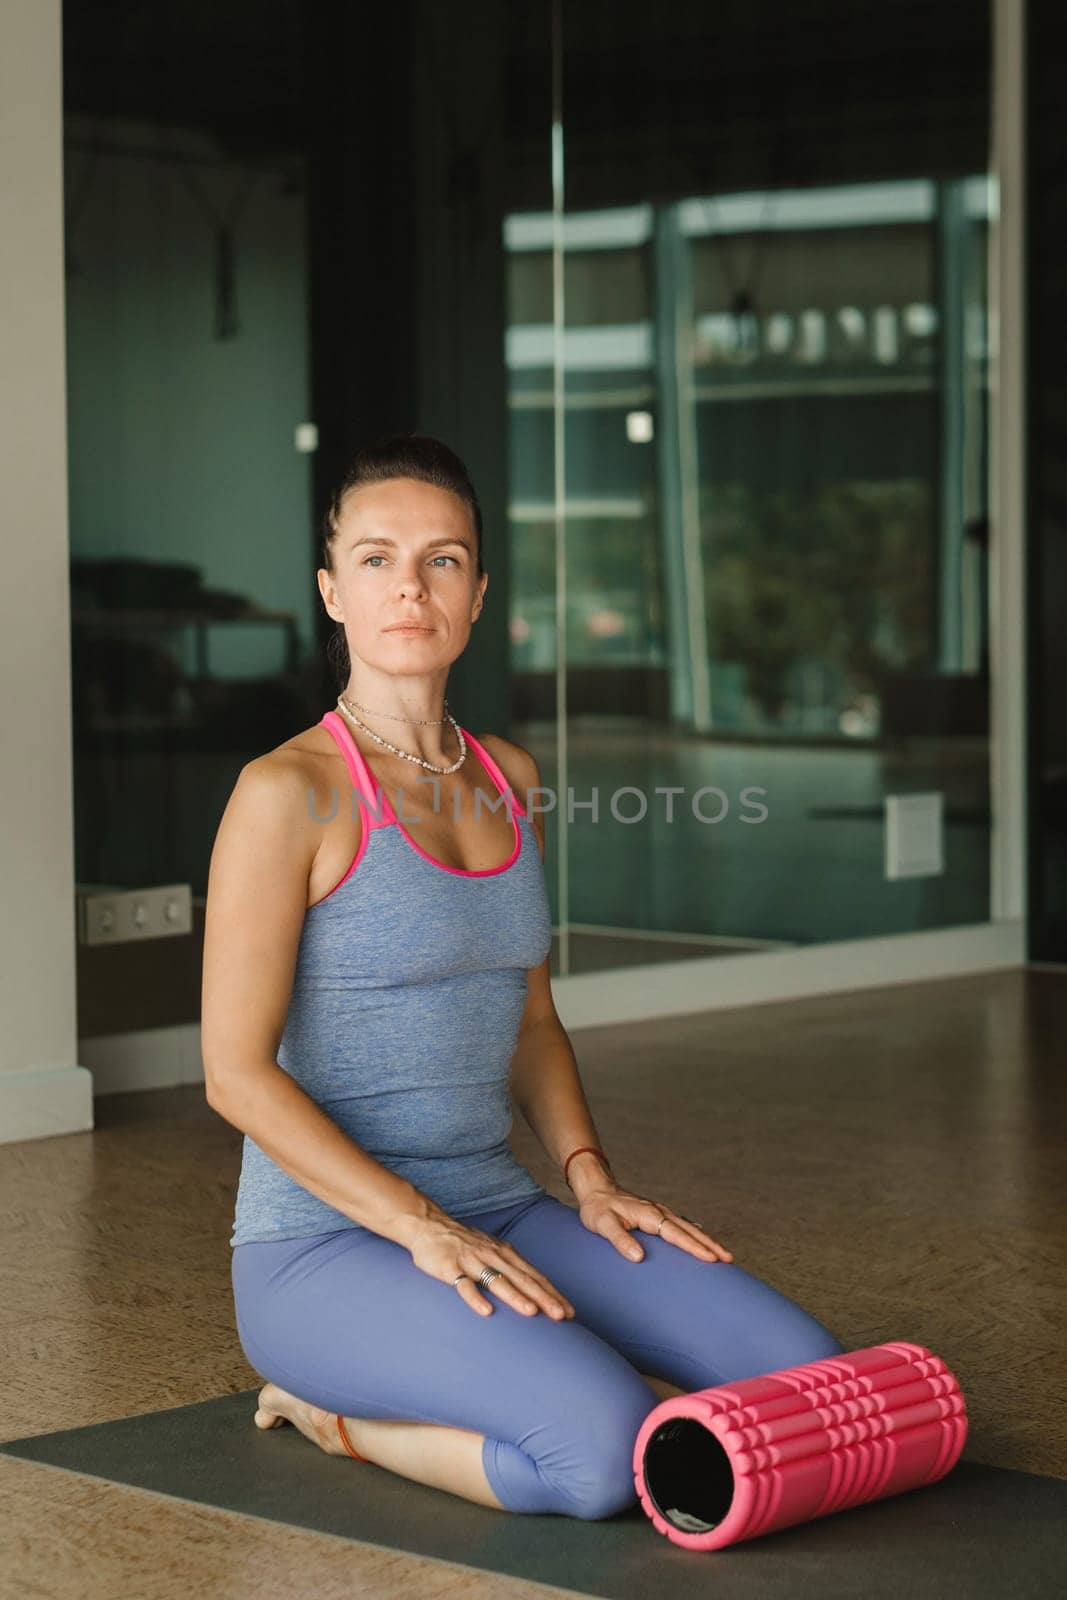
[386,624,434,633]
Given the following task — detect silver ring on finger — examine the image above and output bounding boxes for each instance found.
[451,1273,468,1287]
[655,1212,668,1236]
[477,1265,503,1290]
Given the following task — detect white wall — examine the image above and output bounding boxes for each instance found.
[0,0,93,1141]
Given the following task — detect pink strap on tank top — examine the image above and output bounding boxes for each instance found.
[320,711,528,824]
[320,710,391,827]
[462,730,528,818]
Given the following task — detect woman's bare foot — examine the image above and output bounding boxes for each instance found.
[257,1383,505,1509]
[253,1381,353,1457]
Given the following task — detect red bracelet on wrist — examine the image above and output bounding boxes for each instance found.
[563,1145,614,1186]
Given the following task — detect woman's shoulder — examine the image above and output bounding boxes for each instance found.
[212,723,338,892]
[238,719,343,805]
[473,731,541,796]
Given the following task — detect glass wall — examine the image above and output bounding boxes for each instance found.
[64,3,317,910]
[64,0,997,1033]
[506,0,993,973]
[63,1,321,1036]
[1027,0,1067,962]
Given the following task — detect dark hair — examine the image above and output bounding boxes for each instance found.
[321,432,485,687]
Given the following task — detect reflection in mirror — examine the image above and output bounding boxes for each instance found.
[506,0,991,975]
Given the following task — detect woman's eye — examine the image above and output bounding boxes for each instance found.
[361,554,458,568]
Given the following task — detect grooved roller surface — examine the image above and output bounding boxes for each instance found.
[634,1340,968,1550]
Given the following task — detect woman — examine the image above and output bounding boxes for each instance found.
[202,432,845,1521]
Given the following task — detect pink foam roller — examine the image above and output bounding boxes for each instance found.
[633,1341,967,1550]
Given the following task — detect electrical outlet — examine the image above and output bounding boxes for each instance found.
[77,884,193,945]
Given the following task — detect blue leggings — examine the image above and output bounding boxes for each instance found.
[231,1191,846,1520]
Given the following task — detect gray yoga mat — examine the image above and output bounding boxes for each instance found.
[2,1389,1064,1599]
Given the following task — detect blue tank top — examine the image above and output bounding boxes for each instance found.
[228,711,552,1247]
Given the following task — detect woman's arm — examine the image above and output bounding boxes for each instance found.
[477,732,620,1205]
[481,740,730,1269]
[509,1003,618,1202]
[201,754,450,1250]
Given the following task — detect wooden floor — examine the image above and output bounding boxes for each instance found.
[2,967,1064,1599]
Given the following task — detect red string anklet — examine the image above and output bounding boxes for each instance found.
[336,1412,369,1461]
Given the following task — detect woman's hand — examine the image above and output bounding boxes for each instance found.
[577,1182,733,1264]
[407,1213,577,1321]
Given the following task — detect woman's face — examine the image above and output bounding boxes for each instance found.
[318,476,487,675]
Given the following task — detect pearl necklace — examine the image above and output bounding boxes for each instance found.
[336,693,468,775]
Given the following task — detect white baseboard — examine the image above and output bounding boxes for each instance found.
[79,1022,205,1097]
[0,1064,94,1144]
[0,1024,207,1143]
[0,923,1028,1143]
[551,920,1027,1030]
